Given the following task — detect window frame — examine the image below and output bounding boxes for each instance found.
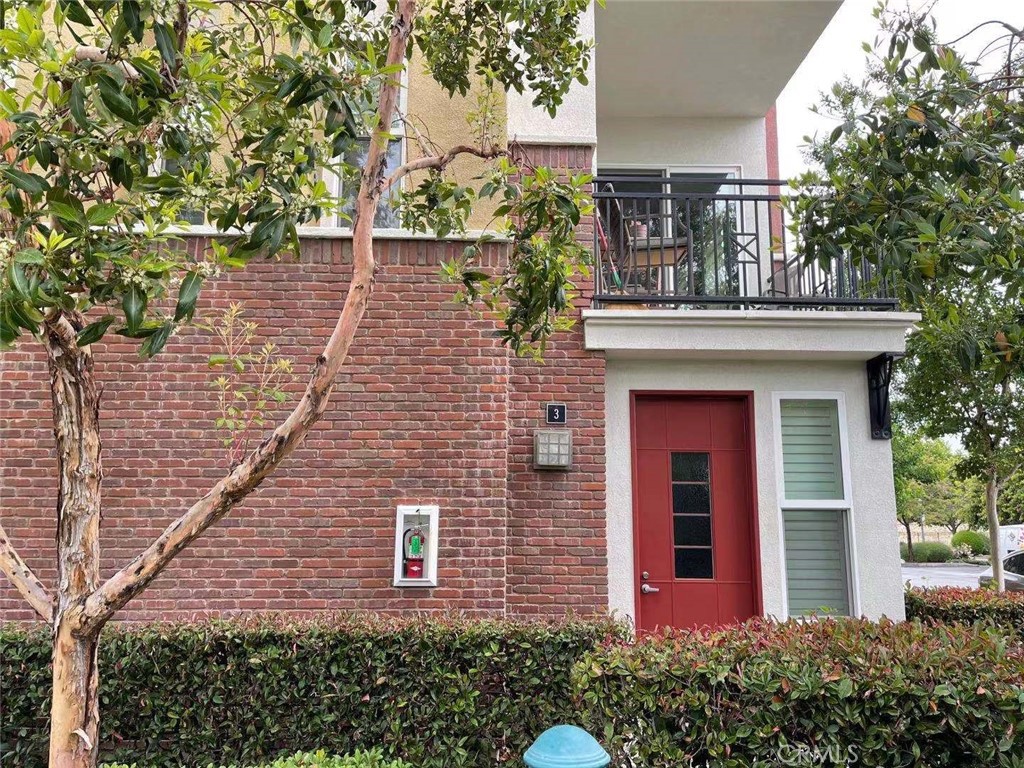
[670,450,715,580]
[595,163,744,297]
[772,391,861,618]
[595,164,741,240]
[323,68,409,231]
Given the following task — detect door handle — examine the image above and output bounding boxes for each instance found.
[640,584,660,594]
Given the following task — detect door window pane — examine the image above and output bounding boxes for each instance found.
[675,548,713,579]
[673,484,710,514]
[672,452,709,482]
[674,515,712,547]
[671,452,713,579]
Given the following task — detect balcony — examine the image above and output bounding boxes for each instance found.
[592,175,898,312]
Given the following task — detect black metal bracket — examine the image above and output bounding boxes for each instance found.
[866,353,901,440]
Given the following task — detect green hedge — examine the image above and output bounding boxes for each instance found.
[1,614,622,768]
[905,586,1024,634]
[900,541,954,562]
[951,529,990,555]
[575,618,1024,767]
[102,749,409,768]
[8,615,1024,768]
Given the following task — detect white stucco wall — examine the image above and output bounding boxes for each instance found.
[596,116,768,177]
[506,4,597,146]
[605,358,906,625]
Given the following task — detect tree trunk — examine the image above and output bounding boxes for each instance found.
[903,520,915,561]
[986,471,1004,592]
[49,625,100,768]
[44,311,103,768]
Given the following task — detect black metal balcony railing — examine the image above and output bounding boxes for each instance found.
[592,176,898,310]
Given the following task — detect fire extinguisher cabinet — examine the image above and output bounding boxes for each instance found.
[392,505,440,587]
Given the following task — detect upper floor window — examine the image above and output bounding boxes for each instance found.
[324,56,407,230]
[160,155,206,226]
[327,136,404,229]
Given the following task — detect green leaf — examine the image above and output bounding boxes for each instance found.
[86,203,120,225]
[48,201,88,227]
[7,262,31,298]
[276,73,305,101]
[122,0,143,42]
[70,81,89,129]
[122,284,146,333]
[154,23,178,69]
[109,156,134,189]
[140,321,173,358]
[174,272,203,322]
[76,316,115,347]
[880,158,907,176]
[97,77,137,123]
[58,0,93,26]
[14,249,45,265]
[2,168,49,195]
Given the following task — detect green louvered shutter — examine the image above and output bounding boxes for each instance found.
[780,399,844,500]
[783,509,851,615]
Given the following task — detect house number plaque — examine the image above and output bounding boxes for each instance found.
[546,403,568,425]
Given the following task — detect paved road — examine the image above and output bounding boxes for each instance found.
[901,563,986,589]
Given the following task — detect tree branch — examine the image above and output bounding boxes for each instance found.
[384,144,506,189]
[76,0,420,637]
[0,522,55,624]
[73,46,139,79]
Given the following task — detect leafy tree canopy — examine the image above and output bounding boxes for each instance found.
[896,286,1024,480]
[892,423,955,522]
[0,0,595,357]
[789,2,1024,360]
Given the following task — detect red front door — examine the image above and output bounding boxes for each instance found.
[633,395,759,631]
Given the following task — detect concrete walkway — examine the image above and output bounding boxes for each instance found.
[901,563,986,590]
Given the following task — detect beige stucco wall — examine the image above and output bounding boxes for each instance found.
[604,357,906,625]
[405,61,508,230]
[596,116,768,177]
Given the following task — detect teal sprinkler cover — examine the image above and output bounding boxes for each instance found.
[523,725,611,768]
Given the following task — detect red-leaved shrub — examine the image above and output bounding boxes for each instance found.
[905,586,1024,633]
[576,616,1024,767]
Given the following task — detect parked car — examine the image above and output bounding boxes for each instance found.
[979,550,1024,592]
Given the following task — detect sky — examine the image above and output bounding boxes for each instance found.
[777,0,1023,179]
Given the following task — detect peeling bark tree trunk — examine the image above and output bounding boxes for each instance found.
[43,311,103,768]
[986,471,1004,592]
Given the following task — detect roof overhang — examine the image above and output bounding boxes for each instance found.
[595,0,843,119]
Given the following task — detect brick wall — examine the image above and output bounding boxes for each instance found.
[0,147,607,623]
[505,145,607,615]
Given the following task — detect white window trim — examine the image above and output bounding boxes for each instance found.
[771,391,862,619]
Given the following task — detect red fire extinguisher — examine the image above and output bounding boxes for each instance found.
[403,526,426,579]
